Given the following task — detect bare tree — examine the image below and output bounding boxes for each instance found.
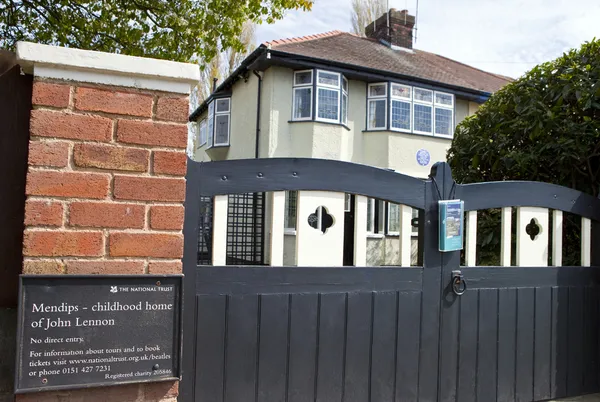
[197,22,256,102]
[188,22,256,156]
[350,0,387,36]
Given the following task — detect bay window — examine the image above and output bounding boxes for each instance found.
[292,69,348,125]
[366,83,455,137]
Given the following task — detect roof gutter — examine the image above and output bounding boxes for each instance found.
[267,49,493,102]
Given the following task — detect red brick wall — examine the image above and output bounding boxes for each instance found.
[19,79,189,402]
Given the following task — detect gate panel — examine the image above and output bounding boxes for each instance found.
[191,267,423,402]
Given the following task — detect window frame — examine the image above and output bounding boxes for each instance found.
[316,70,341,89]
[433,90,455,138]
[284,191,297,233]
[389,83,412,133]
[367,198,385,235]
[386,203,400,236]
[212,97,231,147]
[412,87,434,135]
[341,77,349,126]
[294,69,313,86]
[315,69,342,124]
[367,82,388,131]
[292,70,314,122]
[367,98,387,130]
[316,86,341,124]
[198,119,207,147]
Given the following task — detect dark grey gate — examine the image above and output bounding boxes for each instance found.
[180,158,600,402]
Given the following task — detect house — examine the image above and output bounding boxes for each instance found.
[189,9,512,267]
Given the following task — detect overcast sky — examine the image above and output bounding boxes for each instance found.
[256,0,600,78]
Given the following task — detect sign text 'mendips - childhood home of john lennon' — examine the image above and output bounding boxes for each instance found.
[190,9,512,267]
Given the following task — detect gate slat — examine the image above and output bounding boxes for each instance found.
[516,288,535,402]
[370,291,397,402]
[224,294,259,402]
[257,294,290,402]
[534,287,552,401]
[457,290,478,402]
[399,205,413,266]
[582,287,599,393]
[516,207,549,267]
[567,287,584,396]
[552,210,563,266]
[476,289,498,402]
[501,207,512,266]
[344,292,372,402]
[466,211,477,266]
[315,293,346,402]
[212,195,228,266]
[354,196,368,266]
[269,191,285,266]
[551,286,568,398]
[395,291,421,402]
[288,293,319,402]
[581,217,592,266]
[497,288,517,402]
[194,295,227,402]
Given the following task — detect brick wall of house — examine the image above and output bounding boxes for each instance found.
[18,79,189,402]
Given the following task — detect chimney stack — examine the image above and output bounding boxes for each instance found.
[365,9,415,50]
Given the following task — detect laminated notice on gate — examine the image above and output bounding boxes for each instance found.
[439,200,464,252]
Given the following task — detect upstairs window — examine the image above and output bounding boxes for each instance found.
[205,97,231,148]
[292,69,348,126]
[366,83,454,137]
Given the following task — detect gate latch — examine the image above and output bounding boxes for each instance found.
[451,270,467,296]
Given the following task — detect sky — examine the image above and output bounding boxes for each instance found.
[256,0,600,79]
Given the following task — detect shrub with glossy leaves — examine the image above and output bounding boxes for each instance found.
[448,39,600,265]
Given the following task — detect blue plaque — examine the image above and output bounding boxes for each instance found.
[439,200,464,252]
[416,149,430,166]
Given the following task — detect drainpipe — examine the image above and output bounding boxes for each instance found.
[252,70,263,158]
[252,70,264,264]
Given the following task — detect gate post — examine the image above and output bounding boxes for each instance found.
[418,162,461,402]
[15,42,198,402]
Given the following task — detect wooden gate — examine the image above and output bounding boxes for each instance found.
[180,158,600,402]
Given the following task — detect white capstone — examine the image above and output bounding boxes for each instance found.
[16,42,200,94]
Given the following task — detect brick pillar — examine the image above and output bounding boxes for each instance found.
[16,42,199,402]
